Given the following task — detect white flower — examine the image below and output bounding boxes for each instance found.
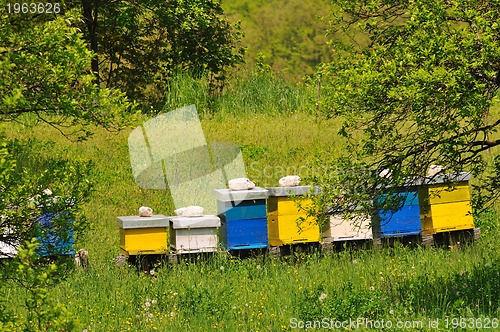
[149,269,155,276]
[352,259,358,264]
[151,299,157,304]
[256,264,261,269]
[319,293,327,302]
[148,313,153,318]
[369,286,375,291]
[220,266,224,271]
[43,188,52,196]
[389,309,394,315]
[170,312,175,317]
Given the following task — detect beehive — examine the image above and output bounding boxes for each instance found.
[373,189,422,238]
[37,212,75,256]
[418,172,474,234]
[324,213,372,241]
[116,215,169,256]
[266,186,320,246]
[0,227,18,258]
[214,187,269,250]
[169,215,221,254]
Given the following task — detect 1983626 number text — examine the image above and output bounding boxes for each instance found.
[6,2,61,14]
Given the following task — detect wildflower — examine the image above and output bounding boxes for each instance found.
[170,312,175,317]
[220,266,224,271]
[256,264,261,269]
[389,310,394,315]
[319,293,327,302]
[352,259,357,264]
[369,286,375,291]
[145,301,151,308]
[150,269,155,276]
[485,263,491,268]
[43,188,52,195]
[151,299,157,305]
[173,292,178,296]
[148,313,153,318]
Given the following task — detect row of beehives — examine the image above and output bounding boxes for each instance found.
[116,172,478,258]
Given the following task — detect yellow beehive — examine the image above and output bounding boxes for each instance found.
[267,186,320,246]
[117,215,169,256]
[418,172,474,235]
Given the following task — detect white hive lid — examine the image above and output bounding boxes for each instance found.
[169,215,221,229]
[213,186,269,202]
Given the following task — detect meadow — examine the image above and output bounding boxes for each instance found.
[0,73,499,331]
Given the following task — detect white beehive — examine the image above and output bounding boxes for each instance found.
[323,214,373,241]
[169,215,221,254]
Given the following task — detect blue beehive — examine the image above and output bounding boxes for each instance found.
[213,187,269,250]
[373,189,422,238]
[37,212,75,256]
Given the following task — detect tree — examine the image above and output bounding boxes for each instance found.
[0,9,133,255]
[76,0,244,107]
[313,0,500,216]
[1,9,135,140]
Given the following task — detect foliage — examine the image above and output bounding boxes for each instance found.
[74,0,244,108]
[222,0,333,81]
[0,239,80,331]
[316,0,500,214]
[0,136,94,258]
[0,8,135,141]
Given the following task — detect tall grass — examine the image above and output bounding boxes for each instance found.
[162,71,317,117]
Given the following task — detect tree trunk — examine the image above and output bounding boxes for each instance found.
[81,0,99,84]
